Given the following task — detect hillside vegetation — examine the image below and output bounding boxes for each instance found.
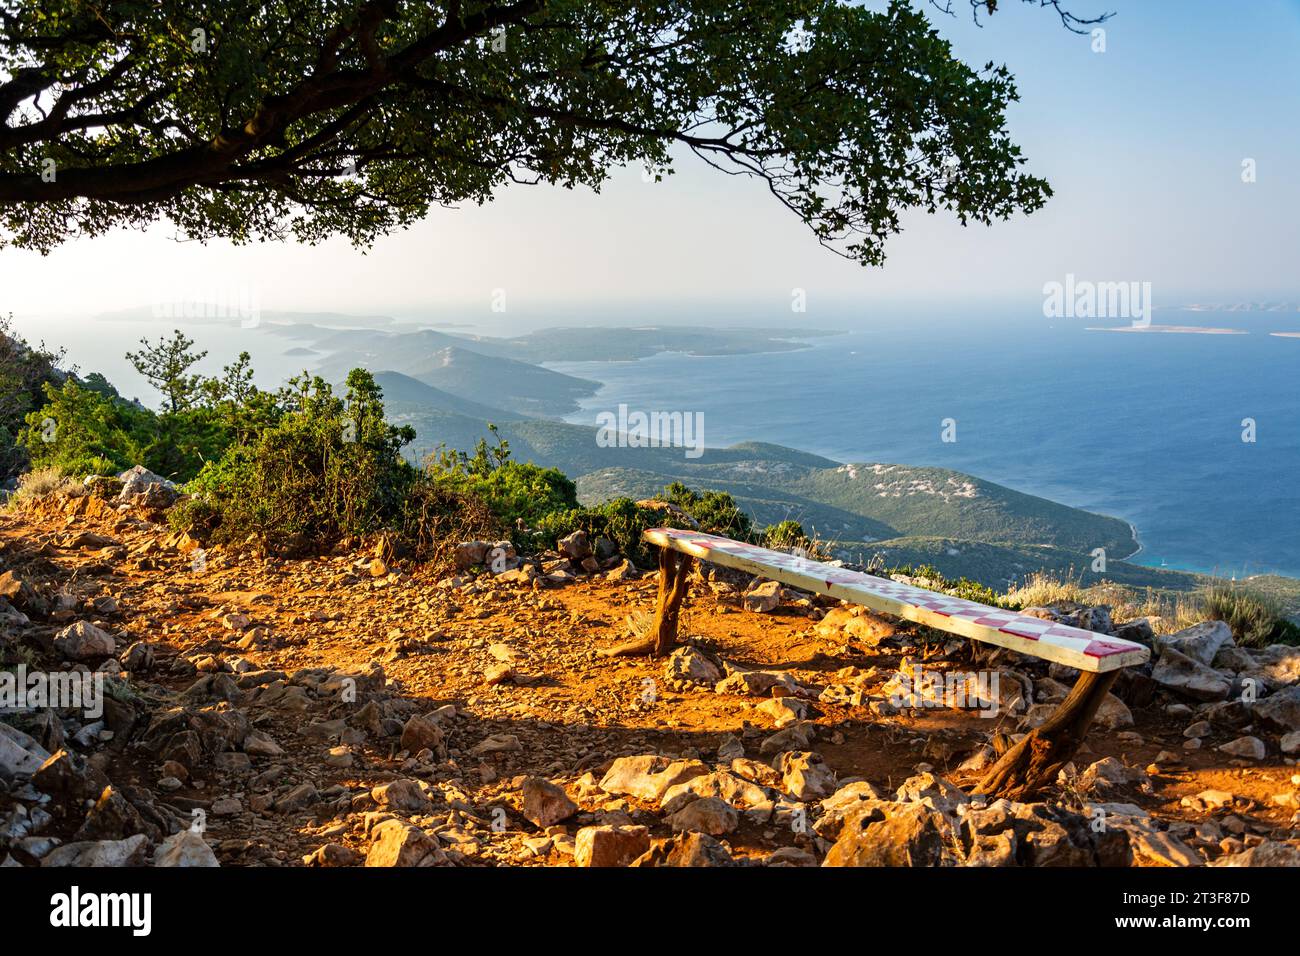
[5,320,1298,622]
[383,402,1139,556]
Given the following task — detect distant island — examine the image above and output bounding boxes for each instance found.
[1086,324,1247,335]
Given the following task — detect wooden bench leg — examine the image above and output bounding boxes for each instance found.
[602,546,695,658]
[974,670,1119,801]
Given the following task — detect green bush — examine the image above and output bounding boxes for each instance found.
[447,460,578,533]
[19,338,278,483]
[428,429,578,543]
[176,370,416,552]
[761,520,809,551]
[397,479,501,567]
[889,562,1001,606]
[661,482,752,539]
[21,379,157,477]
[533,497,666,565]
[1199,583,1300,648]
[1,315,63,481]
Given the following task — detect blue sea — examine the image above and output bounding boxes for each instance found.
[550,309,1300,580]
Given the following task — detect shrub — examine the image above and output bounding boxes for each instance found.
[533,497,665,565]
[946,577,1002,606]
[445,460,578,534]
[1199,583,1300,648]
[178,370,416,552]
[21,336,280,484]
[428,429,578,542]
[761,520,808,551]
[398,479,501,569]
[21,379,156,478]
[8,466,78,505]
[166,494,223,539]
[0,315,63,481]
[661,482,752,539]
[886,562,1001,606]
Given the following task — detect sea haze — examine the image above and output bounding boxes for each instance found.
[551,308,1300,579]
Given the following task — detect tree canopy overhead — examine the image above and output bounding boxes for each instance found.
[0,1,1105,262]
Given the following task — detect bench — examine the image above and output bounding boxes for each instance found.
[627,527,1151,799]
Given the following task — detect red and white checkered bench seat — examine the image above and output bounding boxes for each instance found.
[643,528,1150,673]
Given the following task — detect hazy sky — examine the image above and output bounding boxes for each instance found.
[4,0,1300,326]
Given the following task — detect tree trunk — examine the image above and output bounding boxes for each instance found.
[974,670,1118,801]
[601,547,694,658]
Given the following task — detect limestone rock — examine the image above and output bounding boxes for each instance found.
[669,796,738,835]
[1151,648,1230,701]
[371,779,430,814]
[775,751,836,801]
[757,696,809,727]
[660,770,772,817]
[1217,735,1267,760]
[399,713,444,755]
[154,830,219,867]
[365,819,442,867]
[521,777,577,828]
[716,669,802,698]
[743,580,781,613]
[0,725,49,782]
[1254,686,1300,733]
[664,646,724,687]
[558,530,591,561]
[304,843,365,867]
[1156,620,1234,667]
[824,802,946,867]
[1128,830,1201,867]
[1212,840,1300,867]
[453,540,491,569]
[42,834,150,867]
[814,605,894,645]
[895,772,969,814]
[599,755,709,802]
[53,620,115,661]
[634,831,735,867]
[75,785,149,841]
[574,824,650,867]
[1074,757,1150,797]
[759,721,817,756]
[1094,692,1135,731]
[274,782,319,814]
[965,831,1018,867]
[118,465,177,501]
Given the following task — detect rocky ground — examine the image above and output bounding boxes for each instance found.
[2,477,1299,868]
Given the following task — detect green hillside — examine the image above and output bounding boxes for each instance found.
[574,465,900,541]
[370,371,529,422]
[838,536,1196,592]
[792,464,1138,558]
[319,345,599,416]
[385,399,1139,560]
